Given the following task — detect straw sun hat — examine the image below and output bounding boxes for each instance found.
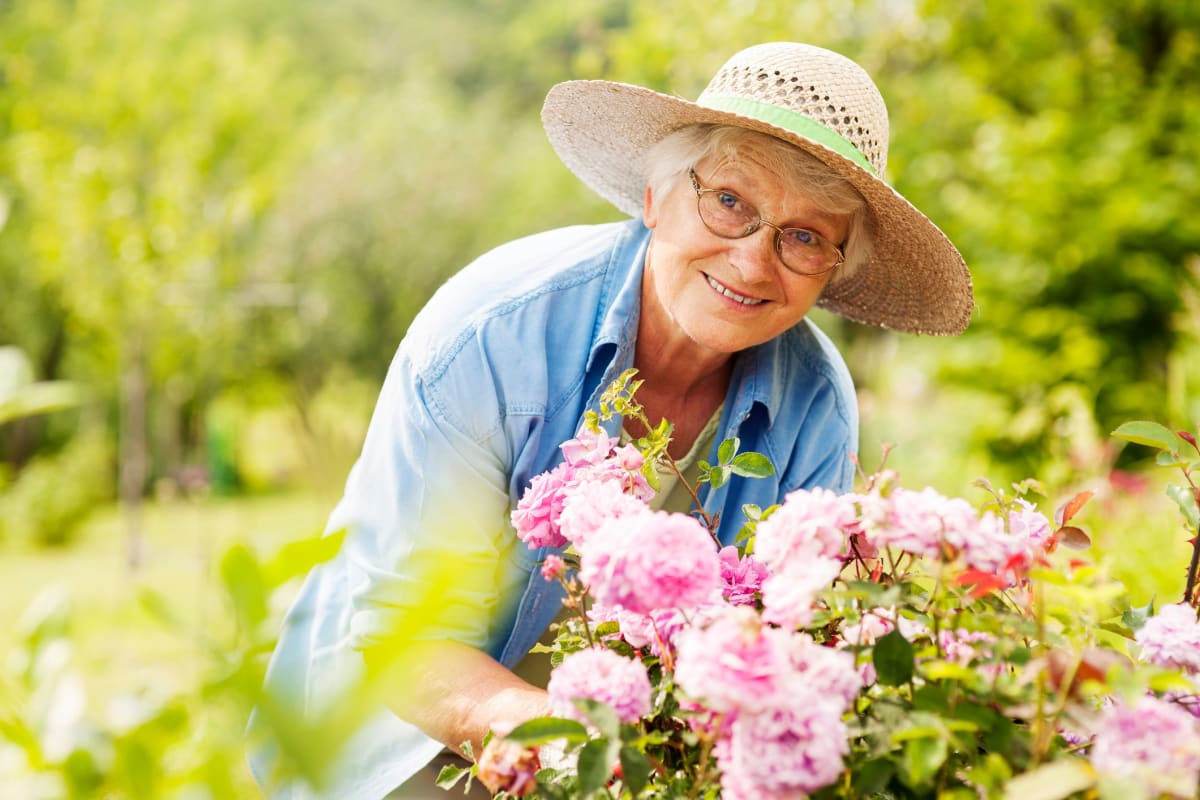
[541,42,974,335]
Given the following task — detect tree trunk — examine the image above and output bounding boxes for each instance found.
[119,338,148,571]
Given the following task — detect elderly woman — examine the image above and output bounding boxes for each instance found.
[251,42,971,799]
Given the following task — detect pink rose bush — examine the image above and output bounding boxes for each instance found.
[460,407,1200,800]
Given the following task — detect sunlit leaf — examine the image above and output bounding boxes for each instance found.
[505,717,589,747]
[1002,759,1095,800]
[1166,483,1200,529]
[1111,421,1182,452]
[730,452,775,478]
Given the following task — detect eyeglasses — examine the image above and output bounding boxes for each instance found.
[688,168,844,276]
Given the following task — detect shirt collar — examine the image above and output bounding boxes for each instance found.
[587,220,651,374]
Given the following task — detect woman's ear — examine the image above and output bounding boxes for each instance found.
[642,184,658,229]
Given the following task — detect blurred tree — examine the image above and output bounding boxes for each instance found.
[1,0,321,561]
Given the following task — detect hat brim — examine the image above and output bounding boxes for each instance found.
[542,79,974,335]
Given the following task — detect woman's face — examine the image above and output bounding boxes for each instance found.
[641,155,848,356]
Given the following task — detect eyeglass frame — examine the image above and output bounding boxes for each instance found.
[687,168,845,277]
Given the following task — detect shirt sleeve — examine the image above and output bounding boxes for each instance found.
[332,350,528,654]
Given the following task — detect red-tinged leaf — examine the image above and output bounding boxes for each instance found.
[1057,526,1092,550]
[953,568,1007,598]
[1055,490,1095,526]
[1179,430,1199,454]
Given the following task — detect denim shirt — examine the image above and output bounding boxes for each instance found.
[249,219,858,800]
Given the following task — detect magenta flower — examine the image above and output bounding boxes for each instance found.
[511,462,572,549]
[718,546,769,606]
[1136,603,1200,676]
[1090,695,1200,798]
[754,487,858,571]
[547,647,652,724]
[578,509,721,614]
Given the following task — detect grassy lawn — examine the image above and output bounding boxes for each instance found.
[0,490,337,796]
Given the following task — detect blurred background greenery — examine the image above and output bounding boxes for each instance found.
[1,0,1198,796]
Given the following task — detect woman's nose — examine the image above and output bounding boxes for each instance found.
[727,226,780,282]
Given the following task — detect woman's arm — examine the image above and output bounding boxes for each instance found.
[364,640,550,758]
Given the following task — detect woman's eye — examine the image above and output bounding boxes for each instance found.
[786,228,817,246]
[717,192,741,211]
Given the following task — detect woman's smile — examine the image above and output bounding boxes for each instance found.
[703,273,766,307]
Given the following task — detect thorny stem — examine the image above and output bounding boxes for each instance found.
[1182,468,1200,608]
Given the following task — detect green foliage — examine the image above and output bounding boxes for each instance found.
[0,426,112,547]
[0,527,341,797]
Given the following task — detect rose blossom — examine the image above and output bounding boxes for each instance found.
[718,546,769,606]
[476,737,540,797]
[754,487,858,570]
[578,508,721,614]
[539,554,565,581]
[674,606,792,714]
[589,604,689,658]
[557,477,648,547]
[1136,603,1200,676]
[511,462,572,548]
[1090,695,1200,798]
[715,698,849,800]
[547,647,652,724]
[559,427,617,467]
[759,555,843,630]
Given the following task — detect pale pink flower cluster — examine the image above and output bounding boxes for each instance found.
[751,488,855,629]
[511,428,652,550]
[1135,603,1200,676]
[674,606,861,798]
[760,556,842,630]
[861,487,1041,580]
[578,508,721,614]
[1090,695,1200,798]
[547,646,652,725]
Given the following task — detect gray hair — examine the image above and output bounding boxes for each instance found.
[644,124,874,282]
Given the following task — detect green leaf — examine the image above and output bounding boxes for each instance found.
[618,746,651,796]
[1111,421,1182,452]
[435,763,469,789]
[899,735,947,790]
[573,698,620,741]
[730,452,775,478]
[1166,483,1200,529]
[505,717,589,747]
[1002,759,1095,800]
[717,437,739,464]
[1120,599,1155,633]
[853,757,896,796]
[577,738,619,798]
[218,543,268,632]
[709,465,731,490]
[873,629,915,686]
[1156,449,1188,468]
[263,529,345,588]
